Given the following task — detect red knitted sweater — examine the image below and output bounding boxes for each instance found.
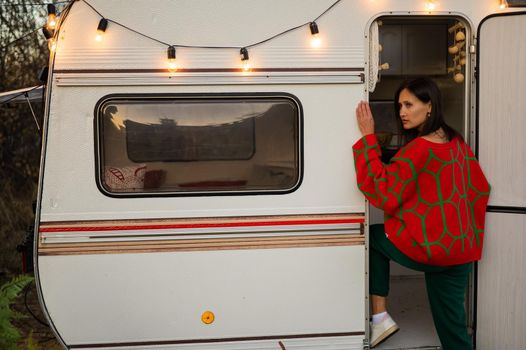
[353,134,490,266]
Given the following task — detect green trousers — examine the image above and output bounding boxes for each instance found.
[369,224,473,350]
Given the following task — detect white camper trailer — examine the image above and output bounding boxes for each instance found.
[35,0,526,349]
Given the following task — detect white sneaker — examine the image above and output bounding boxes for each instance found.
[370,314,399,348]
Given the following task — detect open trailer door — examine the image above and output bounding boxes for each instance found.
[476,12,526,349]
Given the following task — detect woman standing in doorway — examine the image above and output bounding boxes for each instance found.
[353,77,490,349]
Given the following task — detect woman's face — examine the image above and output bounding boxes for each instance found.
[398,88,432,131]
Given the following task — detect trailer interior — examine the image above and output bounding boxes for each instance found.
[369,15,471,349]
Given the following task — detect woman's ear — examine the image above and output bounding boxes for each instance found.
[427,102,432,114]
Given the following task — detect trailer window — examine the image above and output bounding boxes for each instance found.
[96,94,302,196]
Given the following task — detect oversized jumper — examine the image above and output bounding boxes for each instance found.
[353,134,490,266]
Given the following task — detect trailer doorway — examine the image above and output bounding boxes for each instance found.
[367,15,472,349]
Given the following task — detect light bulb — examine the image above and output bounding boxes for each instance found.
[167,46,177,72]
[95,18,108,42]
[240,47,250,72]
[500,0,508,9]
[242,61,251,72]
[168,61,177,71]
[47,4,57,30]
[424,1,436,11]
[47,14,56,30]
[311,34,321,48]
[309,22,321,48]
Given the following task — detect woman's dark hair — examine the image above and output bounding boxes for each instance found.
[394,77,461,144]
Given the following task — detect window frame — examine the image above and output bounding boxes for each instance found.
[94,92,304,198]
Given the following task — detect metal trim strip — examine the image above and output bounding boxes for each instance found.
[38,234,365,255]
[53,67,364,74]
[40,217,364,233]
[38,213,365,255]
[68,331,366,349]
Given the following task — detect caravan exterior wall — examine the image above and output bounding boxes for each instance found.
[38,1,367,348]
[35,1,526,349]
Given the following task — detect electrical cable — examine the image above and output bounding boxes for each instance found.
[0,0,72,51]
[313,0,342,22]
[1,0,342,55]
[23,282,49,327]
[0,27,43,51]
[1,0,341,91]
[79,1,172,47]
[82,0,343,50]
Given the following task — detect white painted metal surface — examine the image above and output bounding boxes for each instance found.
[476,12,526,350]
[39,246,365,347]
[35,1,526,349]
[477,13,526,208]
[41,84,364,221]
[477,213,526,349]
[38,1,371,348]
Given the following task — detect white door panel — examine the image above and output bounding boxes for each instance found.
[477,13,526,208]
[476,12,526,349]
[476,212,526,349]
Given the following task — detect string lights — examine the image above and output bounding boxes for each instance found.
[44,4,58,50]
[47,4,57,29]
[39,2,76,54]
[73,0,341,72]
[15,0,514,66]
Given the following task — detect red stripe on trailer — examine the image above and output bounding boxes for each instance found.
[39,218,364,233]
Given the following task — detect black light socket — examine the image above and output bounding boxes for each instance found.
[309,22,319,35]
[42,26,54,39]
[167,46,176,59]
[240,47,249,61]
[97,18,108,32]
[47,4,56,16]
